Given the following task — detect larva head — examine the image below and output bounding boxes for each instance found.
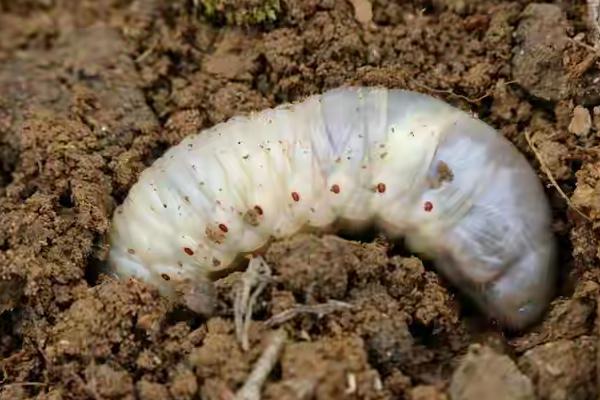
[405,109,556,330]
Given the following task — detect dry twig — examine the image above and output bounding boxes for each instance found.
[234,256,272,351]
[234,329,287,400]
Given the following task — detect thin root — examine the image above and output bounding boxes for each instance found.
[265,300,354,327]
[524,130,591,222]
[568,36,600,55]
[410,80,518,105]
[0,382,47,388]
[234,329,287,400]
[234,256,272,351]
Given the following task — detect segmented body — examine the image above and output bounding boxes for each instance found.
[108,87,556,329]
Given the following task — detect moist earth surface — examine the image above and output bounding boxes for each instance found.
[1,1,599,399]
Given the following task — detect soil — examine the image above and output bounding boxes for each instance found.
[1,0,600,399]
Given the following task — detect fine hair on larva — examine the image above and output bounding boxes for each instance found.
[108,86,556,330]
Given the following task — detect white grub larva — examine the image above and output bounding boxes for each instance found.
[108,86,556,329]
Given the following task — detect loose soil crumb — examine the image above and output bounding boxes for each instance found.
[450,344,535,400]
[519,337,596,400]
[1,0,600,399]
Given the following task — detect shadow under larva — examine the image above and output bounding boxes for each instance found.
[107,86,556,330]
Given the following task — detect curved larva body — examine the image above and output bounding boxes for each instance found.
[108,87,556,329]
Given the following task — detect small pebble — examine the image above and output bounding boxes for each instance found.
[349,0,373,24]
[592,106,600,133]
[568,105,591,137]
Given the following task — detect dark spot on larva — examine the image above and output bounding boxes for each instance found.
[212,258,221,267]
[177,261,183,267]
[437,160,454,182]
[380,152,388,159]
[218,223,228,233]
[161,273,171,281]
[310,207,316,213]
[184,247,194,256]
[200,181,205,186]
[218,188,223,192]
[117,209,123,215]
[376,183,386,193]
[409,131,414,137]
[127,248,135,255]
[238,141,242,144]
[379,144,385,148]
[244,208,262,226]
[163,203,167,208]
[243,154,249,160]
[362,165,367,169]
[330,184,340,194]
[424,201,433,212]
[188,143,193,148]
[205,225,226,244]
[184,196,190,203]
[254,205,263,215]
[291,192,300,202]
[391,127,395,133]
[428,160,455,189]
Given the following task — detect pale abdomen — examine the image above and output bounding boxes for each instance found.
[108,86,556,329]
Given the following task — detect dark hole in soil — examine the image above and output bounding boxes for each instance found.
[84,257,102,287]
[0,312,22,358]
[58,186,74,208]
[147,141,171,167]
[0,143,17,189]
